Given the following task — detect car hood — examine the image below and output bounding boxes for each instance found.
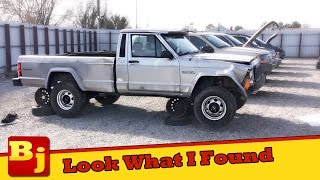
[266,33,278,44]
[244,21,279,47]
[193,53,255,64]
[221,47,269,55]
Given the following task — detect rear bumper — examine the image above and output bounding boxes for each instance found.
[12,78,23,86]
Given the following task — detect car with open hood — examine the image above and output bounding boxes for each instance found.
[186,32,273,93]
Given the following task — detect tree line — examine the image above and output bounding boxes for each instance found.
[0,0,129,29]
[205,21,306,31]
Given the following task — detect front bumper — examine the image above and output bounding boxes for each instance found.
[249,73,266,94]
[12,78,23,86]
[275,58,282,67]
[261,63,273,74]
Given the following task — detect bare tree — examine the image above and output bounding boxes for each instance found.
[182,23,197,32]
[74,0,129,29]
[205,24,216,31]
[234,25,243,31]
[261,21,302,30]
[100,14,129,29]
[74,0,98,29]
[0,0,59,25]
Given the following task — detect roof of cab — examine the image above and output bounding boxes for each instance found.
[120,29,187,35]
[188,31,230,36]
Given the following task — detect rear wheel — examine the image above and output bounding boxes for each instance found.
[193,87,236,128]
[95,95,120,105]
[50,81,86,118]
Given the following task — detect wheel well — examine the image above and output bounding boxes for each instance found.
[47,72,76,88]
[192,76,243,99]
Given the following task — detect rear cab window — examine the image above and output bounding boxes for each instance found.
[120,34,126,57]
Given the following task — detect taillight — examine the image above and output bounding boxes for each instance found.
[17,63,22,76]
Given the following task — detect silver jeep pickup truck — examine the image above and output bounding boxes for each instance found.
[12,29,260,128]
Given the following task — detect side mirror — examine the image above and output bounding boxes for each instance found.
[201,45,215,53]
[162,51,174,59]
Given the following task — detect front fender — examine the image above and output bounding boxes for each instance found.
[189,70,247,98]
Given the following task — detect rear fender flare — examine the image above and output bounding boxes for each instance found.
[45,68,85,91]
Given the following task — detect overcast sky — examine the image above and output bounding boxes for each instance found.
[56,0,319,30]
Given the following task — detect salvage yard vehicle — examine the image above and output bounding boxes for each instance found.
[231,34,283,67]
[12,29,260,128]
[212,32,281,70]
[231,33,285,59]
[186,32,273,93]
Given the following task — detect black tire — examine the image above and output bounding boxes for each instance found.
[165,98,193,126]
[35,88,51,107]
[50,81,86,118]
[236,98,246,110]
[95,95,120,105]
[166,98,191,119]
[193,87,236,128]
[316,61,320,69]
[32,106,56,117]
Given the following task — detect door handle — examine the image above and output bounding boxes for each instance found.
[129,60,140,64]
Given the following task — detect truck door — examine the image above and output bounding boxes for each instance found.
[127,34,180,93]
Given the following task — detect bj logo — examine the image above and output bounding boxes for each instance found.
[8,136,50,176]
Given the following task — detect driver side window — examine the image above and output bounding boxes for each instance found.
[131,34,168,58]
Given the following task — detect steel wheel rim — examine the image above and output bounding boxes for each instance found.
[201,96,227,121]
[40,89,50,105]
[57,90,74,110]
[168,98,187,116]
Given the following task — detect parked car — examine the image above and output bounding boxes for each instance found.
[231,34,285,60]
[210,33,244,47]
[186,32,273,93]
[13,29,260,128]
[196,32,277,73]
[230,34,281,67]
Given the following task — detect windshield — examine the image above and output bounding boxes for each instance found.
[202,34,230,48]
[162,34,199,56]
[225,34,243,46]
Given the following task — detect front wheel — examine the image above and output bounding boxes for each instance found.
[193,87,236,128]
[50,82,87,118]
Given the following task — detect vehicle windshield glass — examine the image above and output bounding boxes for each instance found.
[162,34,199,56]
[202,34,230,48]
[225,34,243,46]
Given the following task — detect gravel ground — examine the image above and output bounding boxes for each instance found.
[0,58,319,152]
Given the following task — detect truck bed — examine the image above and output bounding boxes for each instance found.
[63,51,116,57]
[17,55,116,93]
